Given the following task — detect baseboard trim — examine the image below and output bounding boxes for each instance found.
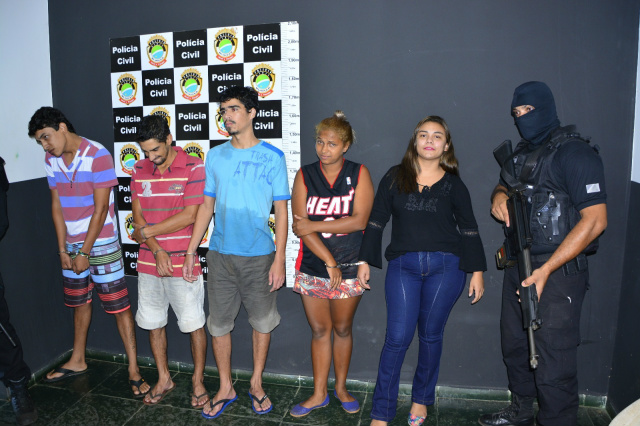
[27,349,607,410]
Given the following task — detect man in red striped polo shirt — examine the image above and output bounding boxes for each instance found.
[130,115,208,408]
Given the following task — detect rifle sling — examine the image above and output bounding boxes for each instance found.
[519,142,548,183]
[500,142,548,191]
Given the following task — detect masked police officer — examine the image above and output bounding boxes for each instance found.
[479,81,607,426]
[0,157,38,426]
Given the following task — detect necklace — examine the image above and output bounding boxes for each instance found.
[61,144,89,188]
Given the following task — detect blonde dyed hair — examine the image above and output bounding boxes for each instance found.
[315,110,356,147]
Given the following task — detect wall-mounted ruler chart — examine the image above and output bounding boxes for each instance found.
[109,21,300,285]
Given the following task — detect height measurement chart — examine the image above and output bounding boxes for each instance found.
[109,21,300,285]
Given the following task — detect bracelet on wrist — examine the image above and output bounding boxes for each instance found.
[153,248,167,258]
[325,261,367,269]
[57,250,71,256]
[140,226,148,240]
[185,252,197,256]
[77,251,90,259]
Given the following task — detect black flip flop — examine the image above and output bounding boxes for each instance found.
[249,391,273,415]
[202,394,238,419]
[143,383,176,405]
[43,367,88,383]
[130,377,149,398]
[191,392,210,409]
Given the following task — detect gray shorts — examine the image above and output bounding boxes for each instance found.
[206,250,280,336]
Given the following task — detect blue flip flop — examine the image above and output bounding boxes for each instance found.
[202,394,238,420]
[248,391,273,415]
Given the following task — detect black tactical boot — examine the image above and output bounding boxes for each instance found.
[9,377,38,426]
[478,394,535,426]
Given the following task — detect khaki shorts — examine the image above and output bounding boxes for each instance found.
[135,273,205,333]
[205,250,280,336]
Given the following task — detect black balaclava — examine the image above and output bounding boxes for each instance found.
[511,81,560,145]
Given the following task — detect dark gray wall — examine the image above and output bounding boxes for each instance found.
[0,180,72,373]
[3,0,637,400]
[609,181,640,412]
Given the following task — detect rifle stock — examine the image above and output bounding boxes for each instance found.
[494,140,542,370]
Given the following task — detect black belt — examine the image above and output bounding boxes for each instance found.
[530,253,588,276]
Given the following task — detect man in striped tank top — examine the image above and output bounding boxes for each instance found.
[28,107,149,398]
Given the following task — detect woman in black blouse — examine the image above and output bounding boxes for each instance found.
[358,116,486,426]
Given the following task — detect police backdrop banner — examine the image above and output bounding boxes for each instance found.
[109,21,301,283]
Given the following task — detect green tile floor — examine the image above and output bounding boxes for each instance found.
[0,357,612,426]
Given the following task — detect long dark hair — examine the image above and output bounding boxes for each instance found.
[395,115,459,193]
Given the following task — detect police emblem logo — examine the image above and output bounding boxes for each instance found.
[150,107,171,127]
[214,28,238,62]
[119,143,141,175]
[124,213,135,241]
[268,215,276,244]
[215,108,229,137]
[147,35,169,67]
[180,68,203,101]
[183,142,204,160]
[200,226,209,246]
[250,63,276,98]
[117,73,138,105]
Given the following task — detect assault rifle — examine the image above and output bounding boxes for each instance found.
[494,140,542,370]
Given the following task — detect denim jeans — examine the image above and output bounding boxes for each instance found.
[371,251,466,422]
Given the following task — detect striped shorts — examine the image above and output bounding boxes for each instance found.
[62,238,129,314]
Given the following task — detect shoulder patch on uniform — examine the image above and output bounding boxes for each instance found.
[586,183,600,193]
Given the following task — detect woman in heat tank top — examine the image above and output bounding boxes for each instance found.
[289,111,374,418]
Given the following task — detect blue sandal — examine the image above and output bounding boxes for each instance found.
[202,394,238,419]
[248,391,273,415]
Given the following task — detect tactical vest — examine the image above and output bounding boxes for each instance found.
[510,126,599,254]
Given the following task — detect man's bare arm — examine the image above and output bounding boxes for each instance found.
[268,199,288,291]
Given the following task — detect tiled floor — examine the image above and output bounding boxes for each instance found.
[0,358,612,426]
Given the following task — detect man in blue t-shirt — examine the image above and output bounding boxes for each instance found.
[183,86,290,419]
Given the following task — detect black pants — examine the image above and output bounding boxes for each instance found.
[0,271,31,387]
[501,262,588,426]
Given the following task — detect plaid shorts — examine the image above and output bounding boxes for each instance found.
[293,270,364,299]
[62,238,129,314]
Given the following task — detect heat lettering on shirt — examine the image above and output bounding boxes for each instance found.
[306,187,355,216]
